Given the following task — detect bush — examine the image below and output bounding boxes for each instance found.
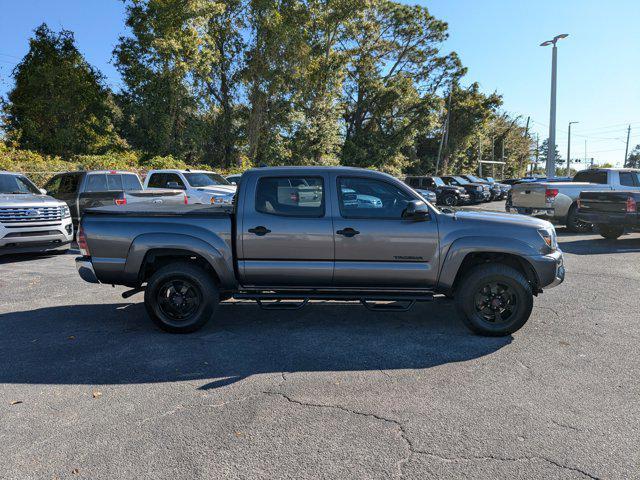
[0,142,249,186]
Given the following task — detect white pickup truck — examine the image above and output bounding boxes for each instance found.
[144,169,236,205]
[508,168,640,231]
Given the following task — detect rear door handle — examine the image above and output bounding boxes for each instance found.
[337,227,360,237]
[248,226,271,236]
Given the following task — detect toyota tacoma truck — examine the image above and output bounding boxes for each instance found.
[1,171,73,255]
[75,167,564,336]
[577,190,640,239]
[508,168,640,232]
[44,170,187,227]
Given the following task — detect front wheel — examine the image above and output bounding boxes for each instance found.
[442,194,458,207]
[598,225,624,240]
[455,264,533,336]
[144,262,219,333]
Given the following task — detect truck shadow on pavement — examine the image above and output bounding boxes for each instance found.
[0,300,511,389]
[559,235,640,255]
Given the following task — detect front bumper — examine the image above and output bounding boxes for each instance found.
[0,218,74,256]
[528,250,565,289]
[76,256,100,283]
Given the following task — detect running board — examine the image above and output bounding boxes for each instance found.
[233,291,433,312]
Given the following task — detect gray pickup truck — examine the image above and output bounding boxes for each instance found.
[44,170,187,226]
[76,167,564,336]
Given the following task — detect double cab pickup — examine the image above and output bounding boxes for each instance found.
[76,167,565,336]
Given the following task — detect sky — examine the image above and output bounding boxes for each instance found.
[1,0,639,168]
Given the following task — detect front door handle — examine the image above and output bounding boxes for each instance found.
[337,227,360,237]
[248,226,271,236]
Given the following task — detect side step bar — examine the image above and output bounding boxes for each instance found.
[233,291,434,312]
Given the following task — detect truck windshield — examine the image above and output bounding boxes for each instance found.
[184,172,230,187]
[0,174,41,194]
[431,177,445,187]
[465,174,484,183]
[452,176,470,185]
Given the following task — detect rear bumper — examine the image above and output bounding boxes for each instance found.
[577,211,638,227]
[528,250,565,289]
[76,256,100,283]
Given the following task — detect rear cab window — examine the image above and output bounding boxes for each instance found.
[84,173,142,192]
[255,176,324,217]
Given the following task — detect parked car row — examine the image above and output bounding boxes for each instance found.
[404,174,509,206]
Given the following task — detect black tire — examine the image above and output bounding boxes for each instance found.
[598,225,624,240]
[144,262,218,333]
[565,204,591,233]
[455,264,533,336]
[442,194,458,207]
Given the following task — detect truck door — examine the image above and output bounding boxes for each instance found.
[52,173,82,224]
[332,175,439,288]
[240,173,334,286]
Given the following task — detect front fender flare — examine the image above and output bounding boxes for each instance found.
[437,236,539,290]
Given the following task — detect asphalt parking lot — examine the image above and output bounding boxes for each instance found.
[1,201,639,479]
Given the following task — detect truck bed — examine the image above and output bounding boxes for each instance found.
[85,204,233,216]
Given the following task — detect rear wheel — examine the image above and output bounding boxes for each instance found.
[598,225,624,240]
[455,264,533,336]
[144,262,218,333]
[565,204,591,233]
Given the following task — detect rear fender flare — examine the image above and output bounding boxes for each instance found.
[124,232,236,289]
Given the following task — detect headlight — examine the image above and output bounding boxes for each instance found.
[61,205,71,218]
[538,228,557,251]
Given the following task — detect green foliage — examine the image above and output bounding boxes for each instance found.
[4,24,125,156]
[626,144,640,168]
[2,1,520,179]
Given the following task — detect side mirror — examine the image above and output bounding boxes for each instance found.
[402,200,430,220]
[39,188,47,195]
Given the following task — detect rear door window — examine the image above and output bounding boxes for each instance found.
[619,172,638,187]
[147,173,165,188]
[59,174,81,194]
[255,176,324,217]
[84,174,108,192]
[573,171,607,184]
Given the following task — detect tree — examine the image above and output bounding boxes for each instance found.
[626,144,640,168]
[537,138,563,167]
[114,0,215,160]
[4,24,124,156]
[341,0,463,175]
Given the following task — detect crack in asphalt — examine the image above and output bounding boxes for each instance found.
[264,388,599,480]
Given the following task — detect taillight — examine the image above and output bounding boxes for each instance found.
[545,188,559,202]
[77,224,90,256]
[626,196,637,213]
[114,193,127,206]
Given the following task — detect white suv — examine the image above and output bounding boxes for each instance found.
[144,169,236,205]
[0,171,74,255]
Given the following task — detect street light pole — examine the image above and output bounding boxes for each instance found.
[540,34,569,178]
[567,121,579,176]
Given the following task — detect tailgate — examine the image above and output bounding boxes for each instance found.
[126,189,185,205]
[511,183,547,208]
[579,191,630,214]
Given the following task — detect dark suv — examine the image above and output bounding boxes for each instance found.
[441,176,491,203]
[404,176,471,206]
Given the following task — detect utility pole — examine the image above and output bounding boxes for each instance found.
[520,116,530,176]
[540,34,569,177]
[566,121,579,176]
[435,87,452,175]
[624,125,631,167]
[534,134,539,175]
